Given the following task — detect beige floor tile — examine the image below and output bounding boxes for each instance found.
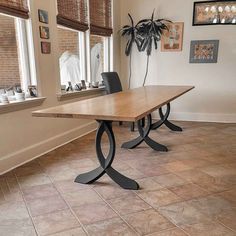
[153,173,187,188]
[62,189,102,207]
[26,194,68,217]
[22,183,59,201]
[136,165,170,178]
[187,195,232,220]
[0,201,29,221]
[158,202,208,226]
[18,173,52,189]
[123,209,174,235]
[0,219,37,236]
[162,161,193,172]
[73,201,117,225]
[135,177,163,192]
[85,217,136,236]
[54,179,91,194]
[217,209,236,232]
[119,168,147,180]
[94,183,134,200]
[138,189,182,208]
[169,183,209,200]
[174,169,212,182]
[33,209,80,236]
[107,195,151,215]
[14,161,43,177]
[147,228,187,236]
[200,165,235,178]
[218,188,236,207]
[181,221,235,236]
[50,227,87,236]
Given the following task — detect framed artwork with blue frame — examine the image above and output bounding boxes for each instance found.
[189,40,219,63]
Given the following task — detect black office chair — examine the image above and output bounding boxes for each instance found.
[101,72,135,131]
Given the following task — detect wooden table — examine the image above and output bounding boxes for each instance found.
[33,86,194,190]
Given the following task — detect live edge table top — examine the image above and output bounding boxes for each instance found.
[32,86,194,122]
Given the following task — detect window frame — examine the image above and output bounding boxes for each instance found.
[0,13,37,93]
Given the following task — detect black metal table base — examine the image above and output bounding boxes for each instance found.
[75,121,139,190]
[121,114,168,152]
[151,103,182,131]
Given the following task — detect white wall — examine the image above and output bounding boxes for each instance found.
[0,0,121,174]
[120,0,236,123]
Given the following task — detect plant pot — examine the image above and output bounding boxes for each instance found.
[0,94,9,104]
[15,92,25,101]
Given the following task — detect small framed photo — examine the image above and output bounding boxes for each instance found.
[189,40,219,63]
[38,9,49,24]
[39,26,50,39]
[161,22,184,52]
[41,42,51,54]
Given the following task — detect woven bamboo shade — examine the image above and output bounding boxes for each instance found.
[0,0,29,19]
[89,0,113,36]
[57,0,89,32]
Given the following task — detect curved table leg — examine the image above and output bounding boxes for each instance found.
[75,121,139,190]
[121,136,143,149]
[75,166,105,184]
[106,167,139,190]
[122,114,168,152]
[151,103,182,132]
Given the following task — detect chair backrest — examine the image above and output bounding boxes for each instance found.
[101,72,123,94]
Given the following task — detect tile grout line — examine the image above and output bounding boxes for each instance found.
[14,172,40,236]
[92,188,140,235]
[37,160,90,236]
[132,188,192,236]
[215,218,236,234]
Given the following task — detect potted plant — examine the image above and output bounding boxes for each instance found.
[120,14,141,89]
[15,86,25,101]
[120,11,170,87]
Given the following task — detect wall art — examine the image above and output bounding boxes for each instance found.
[38,9,49,24]
[193,1,236,25]
[39,26,50,39]
[41,42,51,54]
[161,22,184,52]
[189,40,219,63]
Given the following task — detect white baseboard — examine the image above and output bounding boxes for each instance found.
[0,121,97,175]
[152,111,236,123]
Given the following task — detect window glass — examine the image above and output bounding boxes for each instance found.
[0,14,21,89]
[90,35,104,83]
[57,27,82,88]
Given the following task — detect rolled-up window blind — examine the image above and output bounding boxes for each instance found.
[0,0,29,19]
[89,0,113,36]
[57,0,89,32]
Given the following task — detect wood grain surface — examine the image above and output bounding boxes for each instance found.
[32,86,194,122]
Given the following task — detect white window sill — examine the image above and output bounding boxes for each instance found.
[0,97,46,114]
[57,86,106,101]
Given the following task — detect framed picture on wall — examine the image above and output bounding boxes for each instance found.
[38,9,49,24]
[41,42,51,54]
[189,40,219,63]
[193,1,236,25]
[39,26,50,39]
[161,22,184,52]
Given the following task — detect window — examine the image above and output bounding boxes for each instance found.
[57,26,86,88]
[57,0,88,89]
[0,0,37,104]
[56,0,113,92]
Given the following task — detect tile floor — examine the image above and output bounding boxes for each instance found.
[0,121,235,236]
